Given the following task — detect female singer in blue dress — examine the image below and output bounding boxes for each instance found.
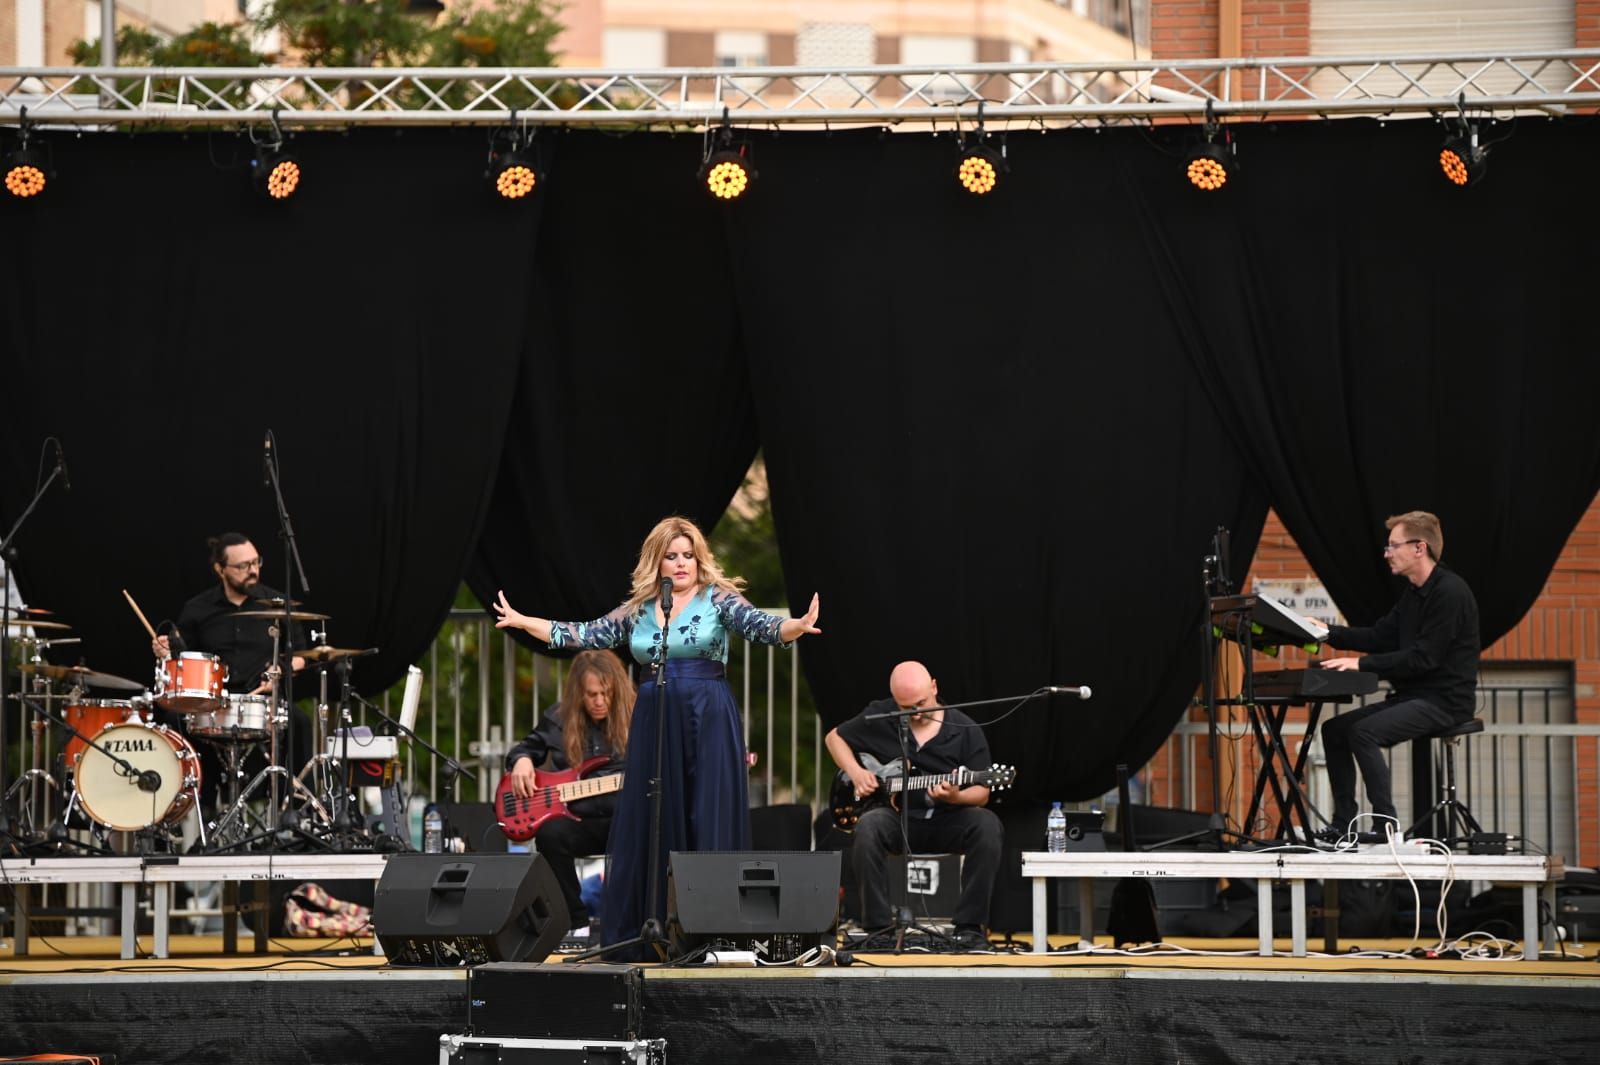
[492,515,821,953]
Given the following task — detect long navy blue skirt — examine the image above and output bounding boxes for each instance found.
[600,660,751,954]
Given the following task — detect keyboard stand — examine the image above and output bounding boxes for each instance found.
[1236,696,1337,844]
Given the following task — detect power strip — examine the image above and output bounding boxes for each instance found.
[703,949,758,966]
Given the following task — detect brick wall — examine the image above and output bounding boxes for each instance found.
[1150,0,1308,59]
[1579,1,1600,48]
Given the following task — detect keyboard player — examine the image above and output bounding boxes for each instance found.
[1317,511,1481,842]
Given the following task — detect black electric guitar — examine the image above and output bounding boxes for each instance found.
[830,752,1016,832]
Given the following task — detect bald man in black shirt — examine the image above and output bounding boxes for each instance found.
[825,661,1002,950]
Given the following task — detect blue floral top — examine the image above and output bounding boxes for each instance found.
[546,586,790,665]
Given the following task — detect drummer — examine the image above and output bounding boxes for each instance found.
[151,532,313,813]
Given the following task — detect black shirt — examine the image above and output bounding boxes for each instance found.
[506,711,626,818]
[1325,565,1481,717]
[174,582,306,695]
[835,698,993,817]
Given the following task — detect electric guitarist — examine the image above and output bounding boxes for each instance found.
[824,661,1004,950]
[504,650,633,934]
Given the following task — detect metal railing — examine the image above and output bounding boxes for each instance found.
[372,608,823,814]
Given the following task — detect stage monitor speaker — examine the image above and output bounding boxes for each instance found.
[667,850,840,962]
[374,853,568,966]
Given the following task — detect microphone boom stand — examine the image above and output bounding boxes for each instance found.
[0,449,67,842]
[573,577,675,964]
[859,701,956,953]
[263,430,310,837]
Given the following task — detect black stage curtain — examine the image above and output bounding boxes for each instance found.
[1136,116,1600,642]
[4,121,1599,801]
[463,131,760,638]
[0,130,533,696]
[719,128,1267,799]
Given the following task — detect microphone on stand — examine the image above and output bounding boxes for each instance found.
[659,576,674,616]
[161,621,187,656]
[262,431,274,486]
[1046,685,1093,700]
[137,769,162,793]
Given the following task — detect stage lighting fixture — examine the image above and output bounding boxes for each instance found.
[250,112,300,202]
[253,147,301,201]
[3,108,50,200]
[1439,133,1486,188]
[700,108,755,201]
[954,102,1006,196]
[956,144,1004,196]
[489,148,540,200]
[1185,101,1235,191]
[1438,94,1490,188]
[486,119,543,202]
[702,148,753,200]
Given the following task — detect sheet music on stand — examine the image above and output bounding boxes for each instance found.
[1211,592,1328,653]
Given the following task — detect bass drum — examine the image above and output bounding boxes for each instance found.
[73,721,201,831]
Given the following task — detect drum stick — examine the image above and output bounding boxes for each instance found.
[122,588,159,641]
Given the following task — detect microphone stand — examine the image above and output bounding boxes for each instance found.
[352,692,477,849]
[573,577,674,964]
[263,429,309,836]
[352,694,472,787]
[859,700,969,952]
[0,450,67,839]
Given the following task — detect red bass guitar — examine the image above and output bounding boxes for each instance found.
[494,755,625,842]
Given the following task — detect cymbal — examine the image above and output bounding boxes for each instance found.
[1,606,54,616]
[299,645,378,663]
[251,596,305,609]
[3,618,71,632]
[233,609,331,621]
[18,662,146,692]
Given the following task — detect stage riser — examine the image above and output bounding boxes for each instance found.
[1,972,1595,1065]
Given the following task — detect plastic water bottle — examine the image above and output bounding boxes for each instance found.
[1046,802,1068,853]
[423,805,443,854]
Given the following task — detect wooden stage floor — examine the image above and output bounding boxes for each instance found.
[4,929,1597,976]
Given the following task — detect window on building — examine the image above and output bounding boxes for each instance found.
[604,27,668,69]
[715,30,767,68]
[899,34,978,100]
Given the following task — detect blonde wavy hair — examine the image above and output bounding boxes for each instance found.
[559,650,635,769]
[623,515,744,611]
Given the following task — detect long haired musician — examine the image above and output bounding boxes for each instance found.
[504,649,635,933]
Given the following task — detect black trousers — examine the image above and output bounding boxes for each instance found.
[851,805,1003,930]
[1319,695,1459,829]
[535,813,612,929]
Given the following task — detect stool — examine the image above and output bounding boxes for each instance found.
[1406,717,1485,843]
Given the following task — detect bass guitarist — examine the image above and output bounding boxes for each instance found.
[824,661,1002,950]
[505,650,633,933]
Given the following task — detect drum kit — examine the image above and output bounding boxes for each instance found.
[2,605,386,856]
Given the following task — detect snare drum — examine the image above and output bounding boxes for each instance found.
[190,693,271,741]
[63,699,142,766]
[73,721,201,831]
[155,652,226,713]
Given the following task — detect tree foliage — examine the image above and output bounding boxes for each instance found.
[68,23,268,69]
[70,2,563,71]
